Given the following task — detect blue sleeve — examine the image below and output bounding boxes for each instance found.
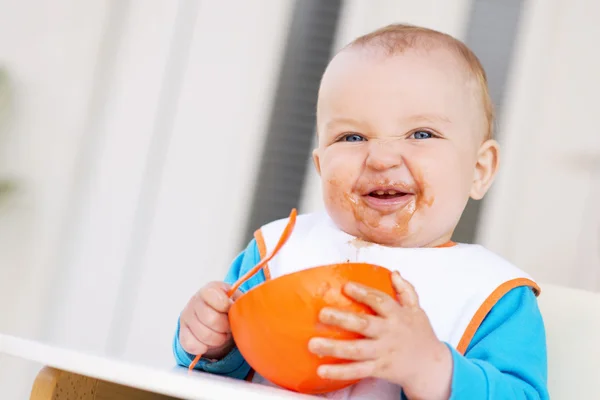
[172,238,265,379]
[447,286,549,399]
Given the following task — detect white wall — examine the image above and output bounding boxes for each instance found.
[300,0,475,213]
[118,0,295,366]
[477,0,600,291]
[0,1,111,397]
[0,0,294,397]
[0,0,109,339]
[45,0,186,353]
[41,0,296,363]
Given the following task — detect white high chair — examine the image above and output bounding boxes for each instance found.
[537,282,600,399]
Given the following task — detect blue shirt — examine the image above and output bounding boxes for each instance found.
[173,239,549,399]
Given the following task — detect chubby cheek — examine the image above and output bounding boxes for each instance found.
[416,174,462,218]
[318,152,364,221]
[321,176,353,216]
[411,159,472,232]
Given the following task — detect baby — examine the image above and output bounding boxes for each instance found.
[173,24,548,399]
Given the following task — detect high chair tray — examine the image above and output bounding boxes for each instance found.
[0,333,318,400]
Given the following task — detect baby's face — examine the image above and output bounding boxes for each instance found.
[313,47,496,247]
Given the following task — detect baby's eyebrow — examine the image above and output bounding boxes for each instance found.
[406,114,452,125]
[324,117,364,131]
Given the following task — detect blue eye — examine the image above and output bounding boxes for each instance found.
[412,130,434,139]
[342,133,366,142]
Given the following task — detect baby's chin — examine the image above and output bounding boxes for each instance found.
[353,215,419,247]
[326,206,420,247]
[357,227,412,247]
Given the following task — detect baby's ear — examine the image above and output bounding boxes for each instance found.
[312,148,321,176]
[470,139,500,200]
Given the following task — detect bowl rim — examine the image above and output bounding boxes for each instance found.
[230,261,391,307]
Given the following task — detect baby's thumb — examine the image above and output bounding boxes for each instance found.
[391,271,419,308]
[228,287,244,303]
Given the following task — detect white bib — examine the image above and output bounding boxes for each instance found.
[248,212,539,399]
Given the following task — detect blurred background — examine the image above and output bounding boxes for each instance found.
[0,0,598,397]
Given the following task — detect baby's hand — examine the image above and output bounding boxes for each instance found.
[179,281,242,360]
[308,272,452,400]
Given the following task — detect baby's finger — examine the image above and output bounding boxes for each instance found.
[308,337,376,361]
[194,301,230,333]
[391,271,419,308]
[200,284,232,313]
[179,321,208,355]
[316,360,376,381]
[343,282,398,317]
[318,308,381,338]
[229,288,244,301]
[185,316,230,348]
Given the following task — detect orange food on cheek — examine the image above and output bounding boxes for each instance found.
[392,165,435,235]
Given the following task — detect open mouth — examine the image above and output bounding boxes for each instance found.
[362,186,415,212]
[368,189,409,199]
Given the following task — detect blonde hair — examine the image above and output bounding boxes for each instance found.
[343,23,494,140]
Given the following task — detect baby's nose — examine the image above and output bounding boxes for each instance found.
[365,140,403,171]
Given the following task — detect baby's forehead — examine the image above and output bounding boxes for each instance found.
[316,50,488,141]
[319,46,479,108]
[333,28,492,138]
[318,40,490,138]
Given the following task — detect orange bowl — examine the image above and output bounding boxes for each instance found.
[228,263,394,394]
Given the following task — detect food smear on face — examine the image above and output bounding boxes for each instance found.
[334,163,435,241]
[393,165,434,235]
[344,190,381,229]
[327,158,435,246]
